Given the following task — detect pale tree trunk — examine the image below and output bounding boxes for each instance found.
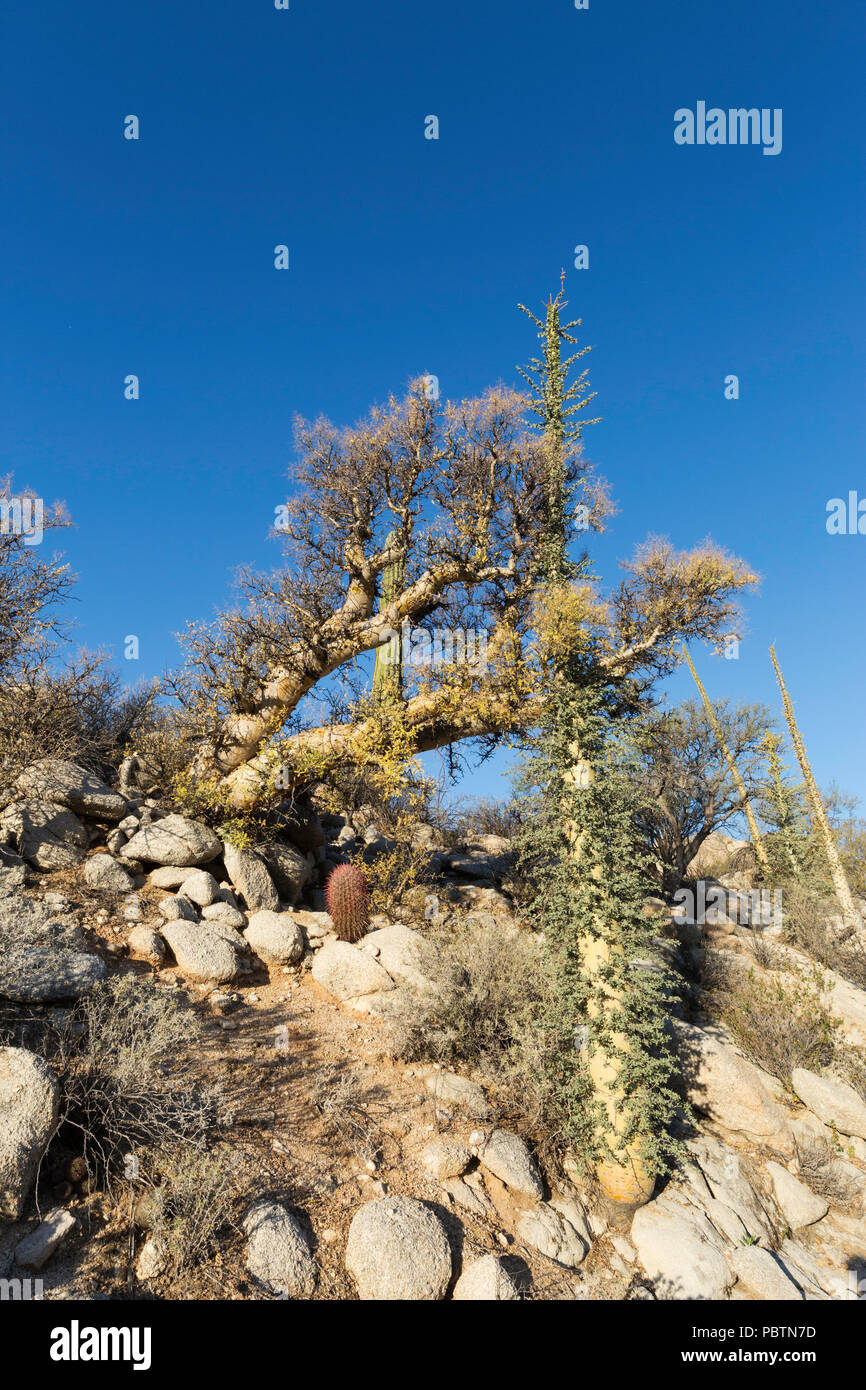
[564,744,655,1209]
[770,646,860,923]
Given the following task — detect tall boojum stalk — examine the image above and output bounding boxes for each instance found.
[520,284,655,1208]
[770,645,859,923]
[682,647,770,875]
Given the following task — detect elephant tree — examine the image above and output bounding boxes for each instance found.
[172,374,757,817]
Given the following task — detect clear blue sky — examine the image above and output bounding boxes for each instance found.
[2,0,864,804]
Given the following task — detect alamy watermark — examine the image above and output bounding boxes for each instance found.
[0,495,43,546]
[826,492,866,535]
[0,1276,44,1300]
[672,880,783,930]
[376,620,488,673]
[674,103,782,156]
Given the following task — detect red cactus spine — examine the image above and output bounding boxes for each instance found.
[325,863,371,942]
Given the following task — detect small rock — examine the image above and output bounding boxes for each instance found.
[242,1199,317,1297]
[136,1236,168,1281]
[766,1161,829,1229]
[453,1254,520,1301]
[120,815,222,868]
[178,870,220,908]
[358,924,433,992]
[0,800,88,870]
[516,1204,588,1267]
[148,865,196,890]
[312,940,395,1000]
[244,910,305,966]
[15,1208,76,1270]
[479,1129,544,1199]
[160,920,241,985]
[157,894,198,922]
[258,841,312,906]
[209,992,237,1016]
[421,1139,472,1181]
[16,760,127,821]
[441,1177,496,1219]
[423,1070,490,1119]
[222,842,280,913]
[127,925,165,965]
[345,1196,452,1300]
[0,1047,60,1219]
[202,902,247,929]
[83,854,136,892]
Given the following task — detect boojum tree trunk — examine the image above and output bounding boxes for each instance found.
[682,647,770,876]
[770,646,860,923]
[525,284,655,1211]
[564,743,655,1210]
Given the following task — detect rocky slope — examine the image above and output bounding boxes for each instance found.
[1,760,865,1300]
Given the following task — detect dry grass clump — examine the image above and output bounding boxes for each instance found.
[142,1146,240,1282]
[306,1063,380,1166]
[780,879,866,989]
[49,975,221,1179]
[391,916,550,1122]
[796,1139,863,1209]
[704,951,839,1087]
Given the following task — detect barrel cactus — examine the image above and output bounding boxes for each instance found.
[325,863,371,942]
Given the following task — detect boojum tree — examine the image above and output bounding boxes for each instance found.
[515,285,693,1209]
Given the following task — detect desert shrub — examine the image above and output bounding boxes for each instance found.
[779,879,866,990]
[796,1139,863,1207]
[125,702,208,801]
[837,816,866,899]
[145,1146,239,1281]
[0,661,154,803]
[837,1045,866,1104]
[354,839,420,916]
[306,1063,380,1164]
[391,916,551,1122]
[706,953,840,1086]
[455,797,524,841]
[0,481,158,800]
[49,976,221,1177]
[422,795,524,850]
[748,928,781,971]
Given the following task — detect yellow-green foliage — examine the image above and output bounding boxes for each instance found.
[171,766,273,848]
[355,837,420,916]
[530,580,609,671]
